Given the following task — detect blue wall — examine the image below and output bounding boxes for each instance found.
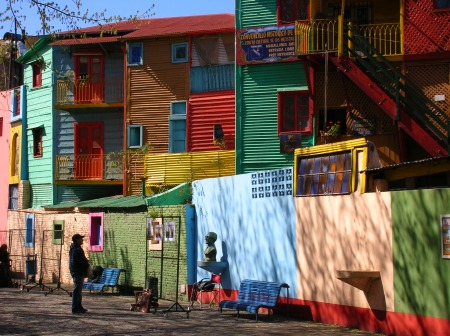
[192,168,297,297]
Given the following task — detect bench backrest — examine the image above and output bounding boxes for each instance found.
[99,268,122,286]
[237,279,283,306]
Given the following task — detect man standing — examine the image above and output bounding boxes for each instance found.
[69,234,89,314]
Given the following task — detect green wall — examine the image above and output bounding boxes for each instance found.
[237,0,277,29]
[89,205,188,301]
[392,188,450,318]
[236,61,308,173]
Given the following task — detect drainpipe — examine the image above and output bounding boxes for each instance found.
[141,177,147,198]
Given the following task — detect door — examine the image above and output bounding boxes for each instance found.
[74,55,104,103]
[74,122,104,179]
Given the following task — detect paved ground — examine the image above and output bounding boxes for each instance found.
[0,287,385,336]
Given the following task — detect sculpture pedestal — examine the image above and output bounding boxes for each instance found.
[197,261,228,274]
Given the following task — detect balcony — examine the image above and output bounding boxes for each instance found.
[144,150,235,187]
[55,77,124,108]
[55,154,123,184]
[295,18,401,57]
[190,64,235,93]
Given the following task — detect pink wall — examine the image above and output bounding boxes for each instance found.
[0,90,11,244]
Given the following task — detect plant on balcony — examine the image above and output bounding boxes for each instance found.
[320,120,341,137]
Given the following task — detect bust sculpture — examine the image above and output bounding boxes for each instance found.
[203,232,217,262]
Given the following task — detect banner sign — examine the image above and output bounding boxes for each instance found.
[237,25,297,65]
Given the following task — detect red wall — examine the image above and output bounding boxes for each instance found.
[187,90,235,152]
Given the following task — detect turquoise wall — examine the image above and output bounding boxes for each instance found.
[24,45,54,207]
[392,188,450,319]
[192,168,297,296]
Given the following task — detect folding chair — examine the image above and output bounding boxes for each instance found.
[190,273,222,309]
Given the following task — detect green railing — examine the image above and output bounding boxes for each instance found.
[344,24,448,149]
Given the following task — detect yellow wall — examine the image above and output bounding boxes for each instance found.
[9,124,21,184]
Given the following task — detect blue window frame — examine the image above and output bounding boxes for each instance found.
[25,213,35,247]
[127,125,143,148]
[172,43,188,63]
[169,101,186,153]
[10,86,24,121]
[128,42,143,66]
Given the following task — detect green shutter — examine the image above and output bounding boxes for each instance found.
[53,220,64,245]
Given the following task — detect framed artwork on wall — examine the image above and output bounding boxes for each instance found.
[440,214,450,259]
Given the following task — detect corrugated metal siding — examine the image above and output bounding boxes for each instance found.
[25,46,53,185]
[56,185,123,204]
[31,184,53,208]
[144,150,235,186]
[187,90,235,151]
[127,37,189,195]
[128,37,189,154]
[238,62,306,173]
[191,35,231,67]
[237,0,277,29]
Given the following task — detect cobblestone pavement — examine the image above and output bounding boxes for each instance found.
[0,287,385,336]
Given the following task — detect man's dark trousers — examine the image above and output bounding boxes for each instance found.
[72,275,84,312]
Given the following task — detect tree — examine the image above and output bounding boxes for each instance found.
[0,0,154,35]
[0,0,153,90]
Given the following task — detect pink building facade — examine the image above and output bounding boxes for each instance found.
[0,90,11,244]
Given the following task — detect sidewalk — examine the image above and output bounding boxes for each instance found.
[0,287,384,335]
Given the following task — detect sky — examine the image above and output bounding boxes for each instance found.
[4,0,235,36]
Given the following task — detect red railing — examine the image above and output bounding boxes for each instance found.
[56,78,123,105]
[55,154,123,181]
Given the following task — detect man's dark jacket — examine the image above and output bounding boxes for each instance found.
[69,243,89,277]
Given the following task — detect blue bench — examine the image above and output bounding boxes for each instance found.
[83,268,125,294]
[219,279,288,321]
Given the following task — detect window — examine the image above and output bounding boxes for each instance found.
[11,88,20,117]
[8,184,18,210]
[128,42,143,66]
[11,133,19,177]
[53,220,64,245]
[89,212,104,252]
[127,125,143,148]
[278,0,309,24]
[0,117,2,137]
[435,0,450,10]
[32,62,42,88]
[295,152,352,196]
[278,91,311,134]
[32,127,43,158]
[169,101,187,153]
[25,214,35,247]
[172,43,188,63]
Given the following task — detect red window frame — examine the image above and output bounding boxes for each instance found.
[89,212,104,252]
[32,128,43,158]
[32,63,42,88]
[277,0,309,24]
[278,91,312,135]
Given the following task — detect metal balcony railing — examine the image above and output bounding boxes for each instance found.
[55,154,123,181]
[190,64,235,93]
[295,19,401,57]
[144,150,235,186]
[56,77,124,105]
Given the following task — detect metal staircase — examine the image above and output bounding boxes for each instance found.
[329,24,448,157]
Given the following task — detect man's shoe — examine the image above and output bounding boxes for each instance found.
[80,308,88,313]
[72,309,87,314]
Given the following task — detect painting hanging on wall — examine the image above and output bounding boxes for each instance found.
[440,214,450,259]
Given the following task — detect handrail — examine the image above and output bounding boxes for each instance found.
[56,77,124,105]
[55,154,123,180]
[343,25,448,148]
